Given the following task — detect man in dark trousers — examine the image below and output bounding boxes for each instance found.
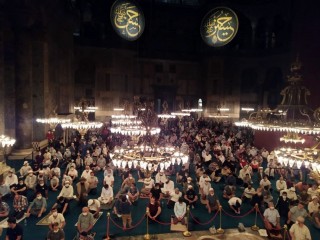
[6,216,23,240]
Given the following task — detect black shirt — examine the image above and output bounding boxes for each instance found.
[150,188,161,200]
[6,224,23,240]
[56,198,69,213]
[186,189,196,200]
[36,183,48,197]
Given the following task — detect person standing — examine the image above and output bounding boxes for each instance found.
[116,195,132,230]
[289,216,311,240]
[5,217,23,240]
[146,196,161,222]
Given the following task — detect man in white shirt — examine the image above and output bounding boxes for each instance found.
[103,169,114,187]
[81,165,93,180]
[228,196,242,214]
[98,184,113,204]
[25,170,37,191]
[155,170,167,187]
[88,199,101,218]
[48,208,66,230]
[167,188,182,209]
[260,176,272,190]
[57,181,74,200]
[173,197,186,225]
[161,177,175,198]
[263,202,281,237]
[276,176,287,192]
[289,216,311,240]
[242,184,256,202]
[308,196,319,216]
[5,170,18,187]
[20,161,32,177]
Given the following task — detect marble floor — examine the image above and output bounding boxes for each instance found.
[114,227,269,240]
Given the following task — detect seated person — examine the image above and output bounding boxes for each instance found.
[176,166,187,184]
[200,179,211,201]
[5,169,18,187]
[35,179,49,199]
[11,193,28,220]
[26,192,47,218]
[308,196,319,217]
[150,183,162,202]
[263,202,281,238]
[57,180,74,200]
[10,177,27,196]
[155,170,167,187]
[242,184,256,202]
[87,199,100,218]
[98,184,113,205]
[164,164,175,176]
[299,189,310,205]
[0,198,10,218]
[0,180,11,200]
[24,170,37,191]
[281,187,298,205]
[183,177,194,194]
[228,196,242,214]
[167,188,182,209]
[184,185,198,209]
[103,169,114,187]
[307,184,319,199]
[51,196,69,215]
[67,165,78,181]
[262,186,274,207]
[206,188,220,213]
[49,173,61,192]
[173,197,186,225]
[87,171,99,195]
[146,196,161,222]
[260,175,272,191]
[223,185,235,199]
[47,222,65,240]
[312,205,320,229]
[161,176,175,198]
[141,175,155,196]
[48,207,66,230]
[77,207,94,235]
[276,176,287,192]
[127,183,139,203]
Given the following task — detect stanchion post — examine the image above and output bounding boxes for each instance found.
[216,205,224,234]
[251,204,260,231]
[144,210,150,240]
[106,212,111,240]
[283,224,287,240]
[183,206,192,237]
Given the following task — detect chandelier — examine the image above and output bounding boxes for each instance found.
[235,56,320,138]
[110,98,189,170]
[0,134,16,174]
[61,99,102,138]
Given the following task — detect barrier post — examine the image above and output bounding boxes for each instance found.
[144,210,150,240]
[283,225,287,240]
[251,204,259,231]
[183,206,192,237]
[216,205,224,234]
[106,212,111,240]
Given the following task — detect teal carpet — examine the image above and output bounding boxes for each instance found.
[1,159,320,239]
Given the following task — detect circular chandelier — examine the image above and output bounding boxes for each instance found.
[235,56,320,136]
[61,121,103,138]
[110,144,189,171]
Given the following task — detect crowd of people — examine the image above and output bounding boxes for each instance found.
[0,116,319,240]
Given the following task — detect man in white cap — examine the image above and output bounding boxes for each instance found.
[87,199,100,218]
[19,160,32,177]
[184,185,198,209]
[57,180,74,200]
[289,216,311,240]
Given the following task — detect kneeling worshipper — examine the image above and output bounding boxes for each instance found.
[228,196,242,214]
[48,207,66,230]
[58,180,74,200]
[121,173,136,193]
[46,222,65,240]
[11,177,27,197]
[0,180,11,200]
[173,197,186,225]
[312,205,320,229]
[161,176,175,198]
[11,193,28,220]
[184,185,198,209]
[98,184,113,205]
[5,216,24,240]
[263,202,282,238]
[87,199,101,218]
[0,197,10,218]
[26,192,47,218]
[141,175,155,196]
[87,171,99,195]
[167,188,182,209]
[51,197,70,215]
[24,170,37,191]
[76,177,90,206]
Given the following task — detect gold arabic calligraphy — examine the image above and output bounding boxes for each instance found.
[204,10,237,45]
[114,3,141,38]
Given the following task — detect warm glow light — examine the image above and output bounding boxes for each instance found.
[241,107,254,111]
[36,118,71,124]
[113,108,124,111]
[0,135,16,147]
[217,108,229,112]
[171,112,190,116]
